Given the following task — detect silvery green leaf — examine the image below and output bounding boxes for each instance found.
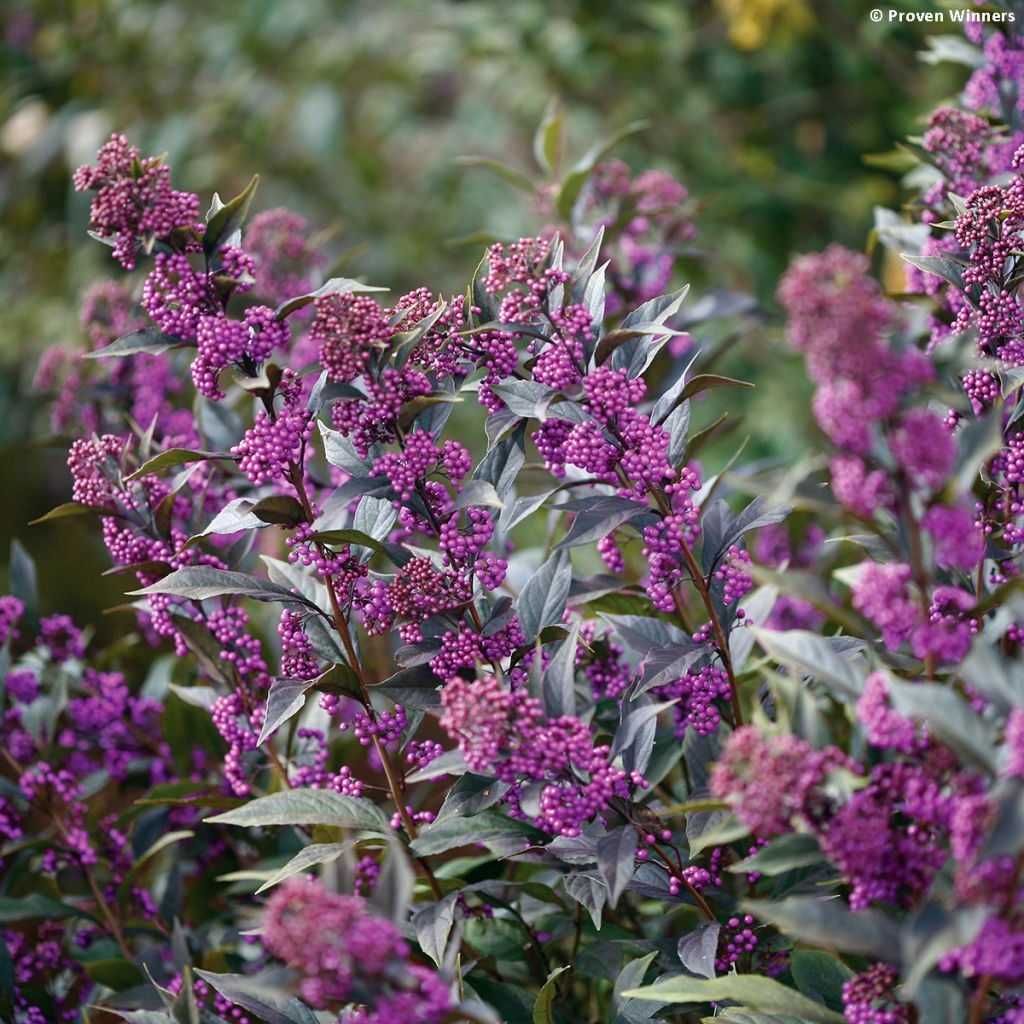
[603,614,691,655]
[255,841,359,894]
[454,479,505,511]
[435,773,510,823]
[193,970,318,1024]
[319,421,377,475]
[543,621,580,719]
[887,680,999,774]
[899,901,987,996]
[621,974,844,1023]
[130,567,320,612]
[206,789,390,831]
[518,549,571,642]
[257,677,320,745]
[409,810,546,856]
[85,328,186,358]
[474,423,526,501]
[596,826,638,908]
[554,495,654,549]
[728,833,825,877]
[751,627,866,699]
[563,871,609,929]
[742,897,901,961]
[789,950,853,1014]
[412,892,460,967]
[677,922,720,980]
[274,276,388,321]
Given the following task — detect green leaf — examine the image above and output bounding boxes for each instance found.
[901,252,965,291]
[250,495,308,527]
[29,501,111,526]
[518,549,571,643]
[533,104,564,175]
[84,328,186,359]
[206,788,390,832]
[751,627,866,700]
[468,978,535,1024]
[257,677,320,744]
[742,897,901,961]
[256,840,360,894]
[125,448,234,482]
[410,810,547,856]
[0,893,82,922]
[129,566,320,611]
[193,970,319,1024]
[789,951,854,1013]
[596,826,638,908]
[557,119,650,219]
[311,528,412,567]
[9,539,37,618]
[274,277,388,321]
[534,966,571,1024]
[622,975,844,1023]
[728,832,825,877]
[84,958,146,991]
[887,679,999,774]
[204,174,259,260]
[678,373,755,402]
[455,155,537,194]
[119,830,194,899]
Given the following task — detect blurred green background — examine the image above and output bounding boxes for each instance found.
[1,0,960,619]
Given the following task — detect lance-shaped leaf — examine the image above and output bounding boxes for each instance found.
[677,923,720,980]
[518,549,572,642]
[603,614,691,655]
[597,827,639,908]
[274,276,388,321]
[728,833,825,877]
[741,897,901,961]
[474,422,526,501]
[412,892,460,968]
[621,974,844,1023]
[85,327,186,359]
[543,622,580,718]
[557,118,650,219]
[887,680,999,774]
[409,810,546,856]
[256,841,360,894]
[206,788,390,831]
[635,642,707,696]
[257,677,320,745]
[533,965,571,1024]
[563,871,608,929]
[193,971,319,1024]
[129,567,320,612]
[204,174,259,259]
[554,495,654,549]
[751,627,866,699]
[125,448,235,482]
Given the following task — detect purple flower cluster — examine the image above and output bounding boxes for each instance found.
[73,133,203,269]
[440,673,643,836]
[262,876,451,1022]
